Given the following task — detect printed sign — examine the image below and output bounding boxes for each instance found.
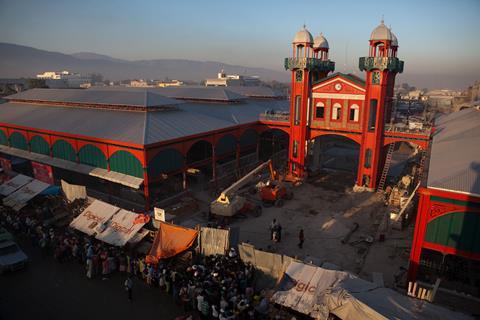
[31,161,54,185]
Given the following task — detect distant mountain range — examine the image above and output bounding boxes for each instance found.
[0,43,476,89]
[0,43,289,82]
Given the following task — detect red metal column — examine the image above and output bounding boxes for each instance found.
[407,188,431,283]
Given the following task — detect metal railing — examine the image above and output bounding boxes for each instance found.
[359,56,404,73]
[284,57,335,72]
[259,112,290,122]
[384,123,431,136]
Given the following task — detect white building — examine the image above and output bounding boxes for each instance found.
[36,70,91,88]
[205,70,261,87]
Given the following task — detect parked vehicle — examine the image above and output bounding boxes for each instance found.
[0,241,28,274]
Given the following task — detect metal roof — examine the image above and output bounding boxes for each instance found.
[6,88,180,108]
[427,108,480,196]
[89,86,247,102]
[0,88,289,145]
[226,86,286,99]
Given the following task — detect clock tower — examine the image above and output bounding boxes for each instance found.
[356,20,403,189]
[285,27,335,178]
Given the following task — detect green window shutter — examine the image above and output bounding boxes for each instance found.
[109,150,143,178]
[0,131,7,145]
[9,132,28,150]
[78,144,107,169]
[30,136,50,155]
[52,140,76,162]
[425,212,480,254]
[148,148,184,177]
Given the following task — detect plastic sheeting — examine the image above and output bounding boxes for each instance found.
[69,200,119,236]
[147,222,198,263]
[69,200,149,246]
[61,179,87,202]
[2,179,50,211]
[95,209,148,246]
[271,261,386,320]
[200,227,229,256]
[0,174,33,196]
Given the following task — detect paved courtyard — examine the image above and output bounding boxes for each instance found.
[1,237,182,320]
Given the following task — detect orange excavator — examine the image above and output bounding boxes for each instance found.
[258,160,293,207]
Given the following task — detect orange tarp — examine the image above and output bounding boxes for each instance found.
[146,222,198,263]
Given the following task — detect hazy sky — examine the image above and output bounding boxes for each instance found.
[1,0,479,80]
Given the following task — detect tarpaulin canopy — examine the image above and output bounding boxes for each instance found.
[2,179,50,211]
[147,221,198,263]
[271,261,386,320]
[95,208,149,246]
[69,199,150,246]
[0,174,33,196]
[70,200,119,236]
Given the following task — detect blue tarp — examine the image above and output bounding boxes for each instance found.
[39,185,60,196]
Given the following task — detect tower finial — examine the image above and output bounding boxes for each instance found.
[381,14,384,24]
[303,23,306,29]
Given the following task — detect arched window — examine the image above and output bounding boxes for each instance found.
[349,104,360,122]
[332,103,342,120]
[315,102,325,119]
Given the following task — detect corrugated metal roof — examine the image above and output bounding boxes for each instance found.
[0,91,289,145]
[0,102,147,144]
[427,108,480,196]
[226,86,286,98]
[6,88,180,107]
[88,86,247,102]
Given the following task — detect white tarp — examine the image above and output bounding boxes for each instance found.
[61,179,87,202]
[0,174,33,196]
[95,209,146,246]
[2,179,50,211]
[69,200,119,236]
[271,261,386,320]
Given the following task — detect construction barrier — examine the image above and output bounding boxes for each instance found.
[199,227,230,256]
[238,242,293,285]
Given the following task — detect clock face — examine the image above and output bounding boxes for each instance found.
[334,83,342,91]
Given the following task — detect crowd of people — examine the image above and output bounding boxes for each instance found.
[0,197,276,320]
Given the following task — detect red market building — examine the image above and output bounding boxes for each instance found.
[264,21,430,189]
[0,20,431,211]
[407,108,480,294]
[0,86,289,210]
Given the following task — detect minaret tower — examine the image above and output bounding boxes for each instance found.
[285,26,335,178]
[356,20,404,189]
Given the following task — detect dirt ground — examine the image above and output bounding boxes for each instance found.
[209,170,415,292]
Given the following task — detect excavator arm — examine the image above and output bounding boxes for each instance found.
[216,159,273,204]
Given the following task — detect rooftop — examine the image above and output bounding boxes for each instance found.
[427,108,480,196]
[0,87,288,146]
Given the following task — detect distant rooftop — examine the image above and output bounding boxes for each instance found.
[5,88,181,111]
[427,108,480,196]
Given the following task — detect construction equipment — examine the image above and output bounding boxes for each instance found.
[255,159,293,207]
[210,161,270,217]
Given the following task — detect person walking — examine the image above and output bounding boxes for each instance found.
[269,219,278,241]
[298,229,304,249]
[124,275,133,302]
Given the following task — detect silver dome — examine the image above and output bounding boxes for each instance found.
[293,26,313,44]
[370,20,393,41]
[313,33,329,49]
